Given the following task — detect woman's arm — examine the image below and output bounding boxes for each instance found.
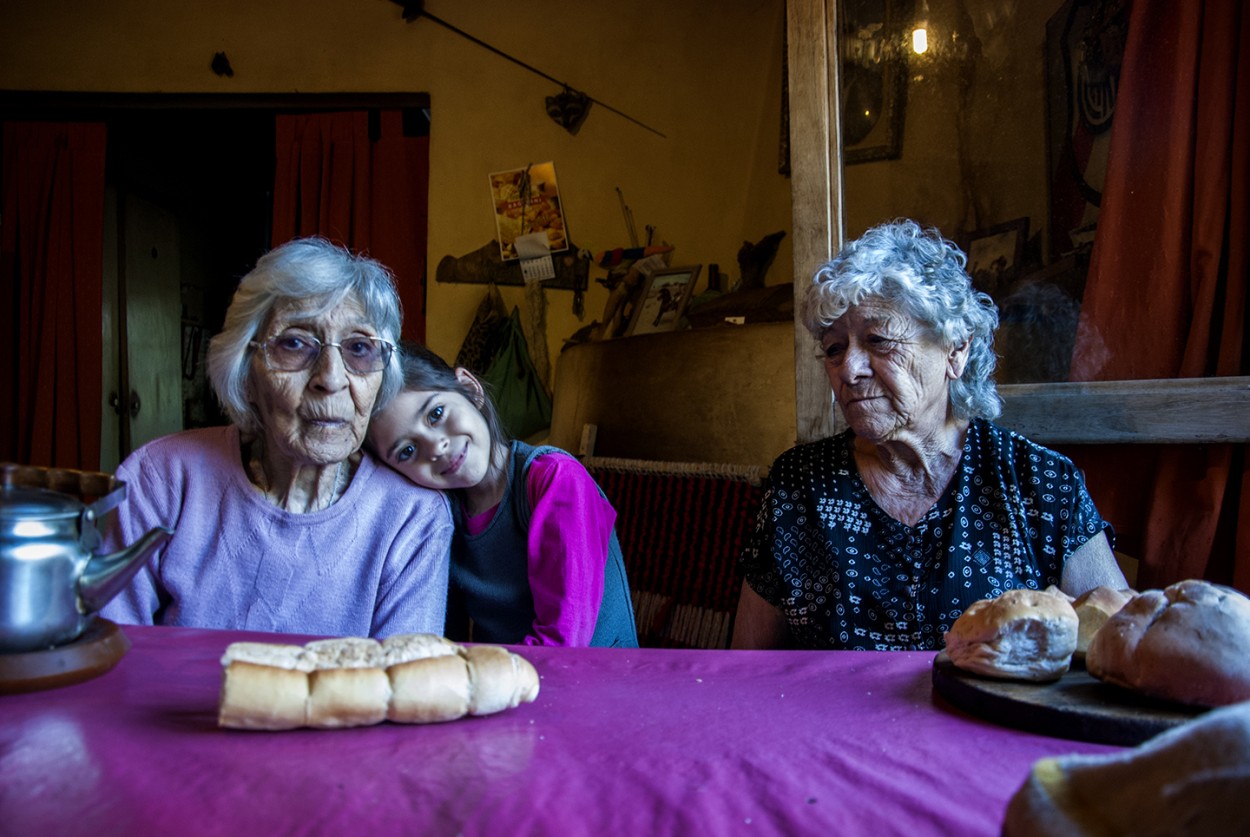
[523,455,614,646]
[1059,531,1130,597]
[730,581,790,649]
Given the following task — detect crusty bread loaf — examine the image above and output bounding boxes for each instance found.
[1003,700,1250,837]
[1072,586,1134,658]
[218,633,540,730]
[464,645,541,716]
[1085,579,1250,707]
[387,655,472,723]
[944,588,1079,681]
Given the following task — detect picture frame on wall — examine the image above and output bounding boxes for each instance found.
[624,265,702,337]
[963,217,1029,298]
[839,0,909,164]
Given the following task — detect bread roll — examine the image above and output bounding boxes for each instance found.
[1086,579,1250,707]
[1003,700,1250,837]
[944,588,1079,681]
[381,632,462,666]
[387,655,472,723]
[218,634,540,730]
[1072,586,1134,658]
[464,645,541,716]
[218,642,315,730]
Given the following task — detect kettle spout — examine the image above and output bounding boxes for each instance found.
[78,526,174,615]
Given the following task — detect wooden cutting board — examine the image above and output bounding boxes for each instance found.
[0,619,131,694]
[931,651,1206,746]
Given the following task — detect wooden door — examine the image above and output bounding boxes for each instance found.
[100,192,184,471]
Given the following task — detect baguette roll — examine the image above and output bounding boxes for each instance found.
[307,667,392,728]
[387,654,472,723]
[218,634,540,730]
[218,660,311,730]
[382,632,463,666]
[464,645,532,716]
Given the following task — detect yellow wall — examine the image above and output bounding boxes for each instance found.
[0,0,794,373]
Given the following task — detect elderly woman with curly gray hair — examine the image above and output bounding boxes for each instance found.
[732,219,1126,651]
[103,237,452,638]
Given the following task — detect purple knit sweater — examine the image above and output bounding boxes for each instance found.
[100,426,452,638]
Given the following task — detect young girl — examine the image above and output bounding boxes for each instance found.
[367,342,638,648]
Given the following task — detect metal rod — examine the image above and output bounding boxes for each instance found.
[415,11,667,139]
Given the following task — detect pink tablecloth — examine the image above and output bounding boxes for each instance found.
[0,625,1120,835]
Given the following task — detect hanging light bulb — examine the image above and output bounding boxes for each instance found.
[912,25,929,54]
[913,0,931,55]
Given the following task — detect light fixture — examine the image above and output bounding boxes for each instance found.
[912,0,930,55]
[912,25,929,55]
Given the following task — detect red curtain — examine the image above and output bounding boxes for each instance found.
[1,122,108,470]
[271,110,430,342]
[1068,0,1249,589]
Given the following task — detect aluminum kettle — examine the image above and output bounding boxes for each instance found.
[0,479,172,653]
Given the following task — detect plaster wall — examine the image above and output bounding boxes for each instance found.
[0,0,794,377]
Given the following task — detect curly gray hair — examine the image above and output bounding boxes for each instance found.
[207,237,404,433]
[802,218,1002,420]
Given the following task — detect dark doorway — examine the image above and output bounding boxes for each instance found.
[2,93,430,468]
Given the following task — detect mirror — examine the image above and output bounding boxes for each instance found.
[839,0,1130,386]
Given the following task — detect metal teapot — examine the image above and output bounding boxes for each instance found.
[0,476,172,653]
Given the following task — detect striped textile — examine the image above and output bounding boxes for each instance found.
[588,465,764,649]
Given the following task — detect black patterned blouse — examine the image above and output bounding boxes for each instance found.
[739,419,1112,651]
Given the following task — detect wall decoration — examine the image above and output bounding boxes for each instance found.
[624,265,702,337]
[488,162,568,261]
[1045,0,1131,259]
[840,0,909,164]
[963,217,1029,298]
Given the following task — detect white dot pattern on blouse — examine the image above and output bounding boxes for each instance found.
[740,419,1110,651]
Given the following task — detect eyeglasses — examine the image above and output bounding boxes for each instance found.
[250,331,394,375]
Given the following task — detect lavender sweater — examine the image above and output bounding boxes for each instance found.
[101,426,453,638]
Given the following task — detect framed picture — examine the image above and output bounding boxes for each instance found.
[839,0,908,164]
[964,218,1029,297]
[624,265,702,337]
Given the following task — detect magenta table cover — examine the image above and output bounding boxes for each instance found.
[1,625,1121,836]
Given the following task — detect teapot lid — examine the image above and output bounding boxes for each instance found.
[0,485,84,521]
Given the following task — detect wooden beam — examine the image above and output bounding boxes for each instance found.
[787,0,841,446]
[998,377,1250,444]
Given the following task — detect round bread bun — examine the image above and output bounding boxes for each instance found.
[1003,699,1250,837]
[944,588,1079,681]
[1072,586,1135,658]
[1085,579,1250,707]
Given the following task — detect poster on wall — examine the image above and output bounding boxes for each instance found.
[1045,0,1131,259]
[488,162,569,261]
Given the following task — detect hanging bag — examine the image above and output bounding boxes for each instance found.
[482,307,553,440]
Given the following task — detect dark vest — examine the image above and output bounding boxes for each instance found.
[450,441,638,647]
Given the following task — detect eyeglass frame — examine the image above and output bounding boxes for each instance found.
[248,331,396,375]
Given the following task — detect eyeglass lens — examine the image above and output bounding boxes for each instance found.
[263,331,390,373]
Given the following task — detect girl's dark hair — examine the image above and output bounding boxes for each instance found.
[394,341,511,472]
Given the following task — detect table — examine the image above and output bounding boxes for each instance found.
[1,625,1121,835]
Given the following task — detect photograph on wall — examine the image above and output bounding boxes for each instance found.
[488,162,569,261]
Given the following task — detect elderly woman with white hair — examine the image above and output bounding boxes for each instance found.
[732,219,1126,651]
[102,237,452,638]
